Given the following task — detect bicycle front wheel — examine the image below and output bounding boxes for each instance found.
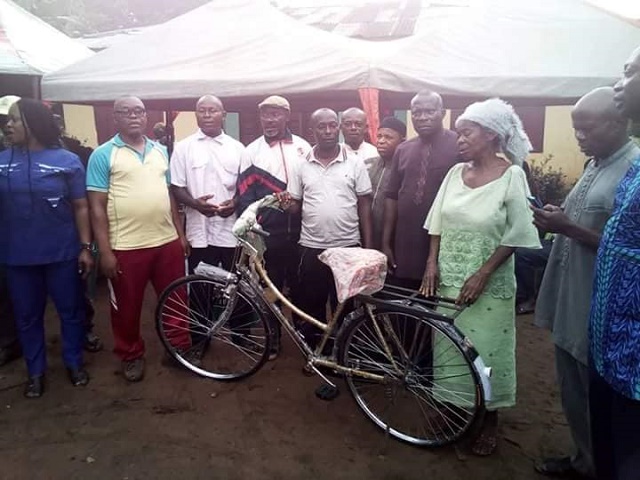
[338,307,485,447]
[155,275,271,381]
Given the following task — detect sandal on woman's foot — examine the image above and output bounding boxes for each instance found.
[471,433,497,456]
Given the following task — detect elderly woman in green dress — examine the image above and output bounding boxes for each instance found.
[420,98,541,456]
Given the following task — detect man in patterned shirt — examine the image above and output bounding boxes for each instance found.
[588,45,640,480]
[533,87,638,479]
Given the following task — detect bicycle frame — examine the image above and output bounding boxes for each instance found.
[195,231,474,387]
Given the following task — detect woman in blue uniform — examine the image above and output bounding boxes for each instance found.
[0,99,93,398]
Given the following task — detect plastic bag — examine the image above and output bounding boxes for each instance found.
[318,247,387,303]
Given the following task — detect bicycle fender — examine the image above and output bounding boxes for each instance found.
[472,356,492,403]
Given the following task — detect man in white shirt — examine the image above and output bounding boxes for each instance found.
[340,107,378,161]
[170,95,245,272]
[286,108,373,349]
[237,95,311,360]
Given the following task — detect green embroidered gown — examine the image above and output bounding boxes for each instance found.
[425,163,541,409]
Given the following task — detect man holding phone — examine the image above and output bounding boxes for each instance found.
[532,87,639,478]
[170,95,245,274]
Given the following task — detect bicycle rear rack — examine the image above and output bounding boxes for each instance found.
[356,284,466,323]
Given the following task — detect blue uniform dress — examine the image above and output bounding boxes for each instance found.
[0,147,87,376]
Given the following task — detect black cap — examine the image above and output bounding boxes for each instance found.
[379,116,407,137]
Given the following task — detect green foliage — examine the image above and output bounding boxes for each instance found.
[528,154,573,206]
[13,0,210,36]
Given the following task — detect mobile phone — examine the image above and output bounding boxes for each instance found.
[527,196,543,209]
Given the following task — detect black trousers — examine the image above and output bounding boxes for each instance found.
[589,363,640,480]
[385,275,433,374]
[514,238,552,303]
[386,275,422,291]
[263,239,300,342]
[264,238,299,294]
[295,245,358,349]
[188,246,235,273]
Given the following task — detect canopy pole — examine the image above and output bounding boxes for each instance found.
[358,88,380,144]
[165,110,175,157]
[32,77,41,99]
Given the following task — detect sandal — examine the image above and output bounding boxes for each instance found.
[516,301,535,315]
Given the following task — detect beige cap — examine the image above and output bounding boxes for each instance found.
[258,95,290,111]
[0,95,20,115]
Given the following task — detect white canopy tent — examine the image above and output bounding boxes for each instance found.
[368,0,640,99]
[41,0,372,104]
[40,0,640,105]
[0,0,92,76]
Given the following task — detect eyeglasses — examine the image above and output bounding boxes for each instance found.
[114,107,147,117]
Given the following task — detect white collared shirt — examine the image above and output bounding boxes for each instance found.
[170,130,244,248]
[344,141,378,162]
[289,144,372,249]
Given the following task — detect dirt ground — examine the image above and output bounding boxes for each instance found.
[0,282,572,480]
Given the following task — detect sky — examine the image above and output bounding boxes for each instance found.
[275,0,640,20]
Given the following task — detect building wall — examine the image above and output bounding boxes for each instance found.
[62,104,98,147]
[63,103,586,182]
[528,106,585,181]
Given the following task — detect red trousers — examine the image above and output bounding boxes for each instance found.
[109,239,189,361]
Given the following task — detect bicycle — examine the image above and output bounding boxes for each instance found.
[155,195,492,447]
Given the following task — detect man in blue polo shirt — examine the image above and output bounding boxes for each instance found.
[87,96,189,383]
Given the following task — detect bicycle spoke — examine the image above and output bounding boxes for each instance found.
[156,277,270,381]
[341,309,483,446]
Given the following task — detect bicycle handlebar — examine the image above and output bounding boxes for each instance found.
[232,194,280,240]
[250,224,271,238]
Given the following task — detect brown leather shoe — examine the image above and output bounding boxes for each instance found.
[122,358,145,382]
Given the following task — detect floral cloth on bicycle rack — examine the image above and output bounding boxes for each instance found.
[318,248,387,303]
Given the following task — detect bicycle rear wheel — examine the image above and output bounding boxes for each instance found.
[338,307,485,447]
[155,275,270,380]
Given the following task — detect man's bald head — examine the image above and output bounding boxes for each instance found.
[196,95,224,111]
[573,87,622,121]
[571,86,629,159]
[341,107,368,149]
[411,90,443,110]
[113,96,147,138]
[310,108,338,127]
[310,108,339,150]
[196,94,225,137]
[113,95,144,112]
[410,90,445,138]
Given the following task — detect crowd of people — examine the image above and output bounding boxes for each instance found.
[0,44,639,479]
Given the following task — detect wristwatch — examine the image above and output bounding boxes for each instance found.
[80,242,93,252]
